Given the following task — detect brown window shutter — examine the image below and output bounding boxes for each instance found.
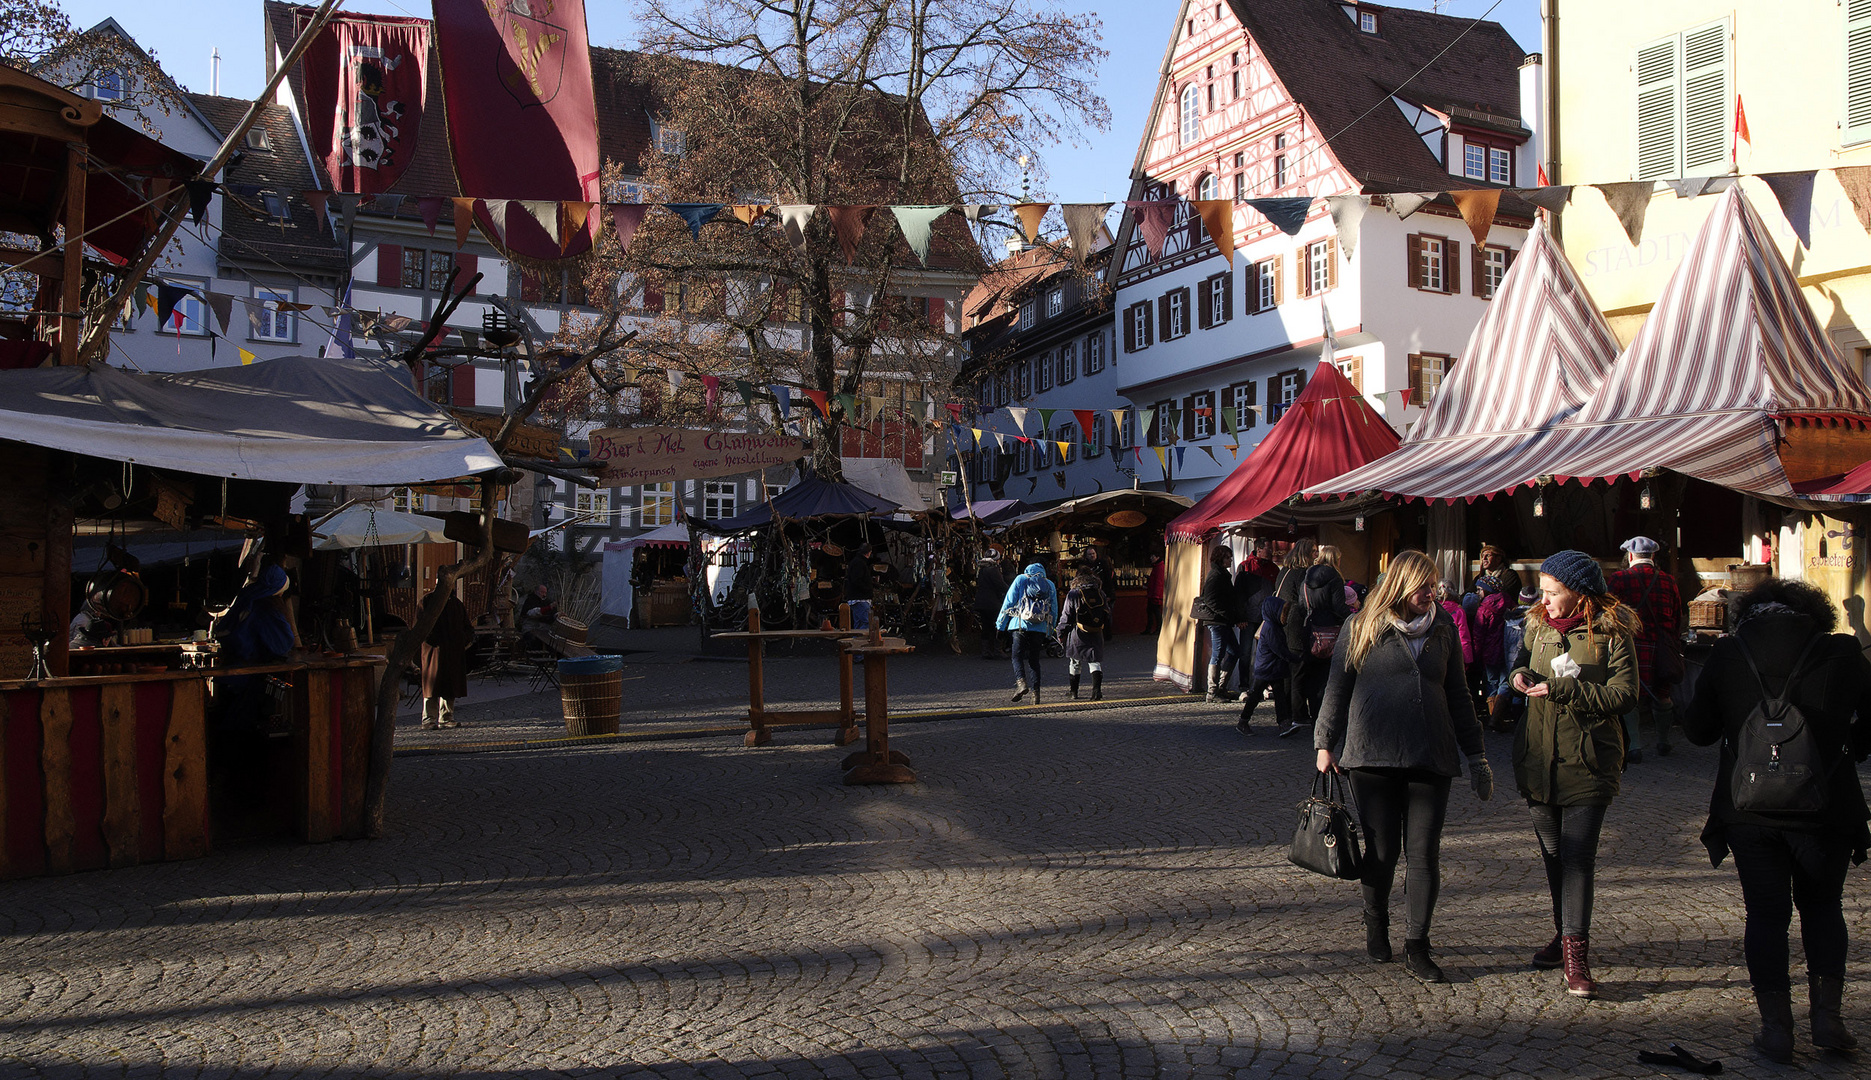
[1221,271,1234,320]
[1502,246,1517,275]
[1446,239,1461,294]
[926,297,946,329]
[1177,287,1191,335]
[1197,276,1213,329]
[1294,245,1309,298]
[1406,234,1422,290]
[1347,354,1362,393]
[377,243,402,288]
[452,363,475,407]
[1181,394,1195,440]
[1243,380,1258,430]
[1407,353,1423,397]
[1472,244,1486,297]
[643,282,663,312]
[453,253,478,294]
[1123,305,1137,352]
[1325,238,1338,290]
[1265,375,1279,415]
[1158,293,1171,340]
[1272,256,1283,306]
[1246,263,1263,314]
[1292,366,1308,396]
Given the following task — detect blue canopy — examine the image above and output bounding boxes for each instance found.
[710,474,902,531]
[951,498,1027,525]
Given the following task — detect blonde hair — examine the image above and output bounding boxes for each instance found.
[1344,550,1441,669]
[1316,544,1342,568]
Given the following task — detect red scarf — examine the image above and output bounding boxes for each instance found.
[1546,611,1587,634]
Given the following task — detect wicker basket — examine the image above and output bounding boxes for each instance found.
[1688,599,1727,630]
[555,617,588,645]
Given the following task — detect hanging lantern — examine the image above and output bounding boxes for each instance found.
[1640,482,1653,510]
[1287,515,1298,535]
[1354,514,1365,532]
[1533,489,1545,518]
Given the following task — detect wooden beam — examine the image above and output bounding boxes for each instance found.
[161,679,208,861]
[98,684,139,868]
[39,690,74,874]
[57,142,85,365]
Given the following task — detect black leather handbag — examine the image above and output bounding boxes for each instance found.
[1289,770,1363,880]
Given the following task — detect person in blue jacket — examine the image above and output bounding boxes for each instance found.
[1240,595,1304,737]
[997,563,1058,705]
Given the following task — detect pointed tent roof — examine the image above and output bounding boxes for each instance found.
[708,474,903,531]
[1304,219,1621,501]
[1532,185,1871,497]
[1168,361,1399,542]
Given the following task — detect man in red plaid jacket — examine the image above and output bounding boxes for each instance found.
[1607,536,1683,762]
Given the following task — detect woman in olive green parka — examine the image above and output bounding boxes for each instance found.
[1508,550,1640,1002]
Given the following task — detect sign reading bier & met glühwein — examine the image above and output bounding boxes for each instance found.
[587,428,806,486]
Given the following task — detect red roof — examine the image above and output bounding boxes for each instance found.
[1167,360,1399,542]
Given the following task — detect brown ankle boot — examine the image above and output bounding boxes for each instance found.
[1561,935,1597,998]
[1487,695,1512,732]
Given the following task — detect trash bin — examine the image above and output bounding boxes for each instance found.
[559,654,623,736]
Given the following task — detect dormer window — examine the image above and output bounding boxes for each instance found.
[92,69,124,101]
[649,115,686,156]
[1359,10,1379,34]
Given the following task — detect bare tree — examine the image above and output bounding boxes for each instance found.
[571,0,1106,479]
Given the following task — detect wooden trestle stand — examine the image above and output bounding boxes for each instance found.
[712,607,862,747]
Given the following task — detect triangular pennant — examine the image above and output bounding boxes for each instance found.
[1519,186,1574,215]
[1665,176,1714,199]
[1595,182,1655,245]
[1061,203,1112,259]
[1759,171,1817,248]
[1448,189,1501,247]
[1243,197,1310,237]
[801,388,830,417]
[459,329,479,352]
[154,282,191,327]
[1138,406,1155,435]
[609,203,650,253]
[204,292,233,336]
[1109,409,1128,432]
[1006,406,1029,435]
[237,347,256,365]
[184,180,217,225]
[969,427,984,447]
[337,193,359,235]
[889,205,949,266]
[1036,407,1056,431]
[1153,446,1169,475]
[560,202,593,253]
[373,193,406,216]
[1225,444,1239,456]
[1072,410,1096,439]
[835,392,858,418]
[1056,442,1071,460]
[994,432,1009,451]
[1192,199,1236,263]
[730,203,771,225]
[1127,200,1177,261]
[960,204,996,223]
[826,205,876,263]
[303,190,329,234]
[702,375,720,410]
[771,384,793,418]
[1837,166,1871,233]
[1200,446,1219,467]
[735,380,758,408]
[1325,195,1366,260]
[665,203,724,239]
[513,200,559,246]
[1013,203,1051,243]
[777,204,818,256]
[1219,404,1235,434]
[868,395,887,421]
[419,195,444,236]
[1383,193,1434,219]
[451,198,475,250]
[1398,388,1413,410]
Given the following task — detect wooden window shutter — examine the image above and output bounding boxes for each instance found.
[1177,287,1192,335]
[1294,245,1310,298]
[1123,305,1138,352]
[519,269,543,303]
[643,282,664,312]
[1406,234,1422,290]
[1503,246,1517,276]
[1265,375,1279,415]
[451,363,475,407]
[1407,353,1424,398]
[1634,35,1680,179]
[1140,303,1153,347]
[1243,380,1258,430]
[1246,263,1263,314]
[1680,20,1731,174]
[1325,239,1338,290]
[1181,394,1195,440]
[1850,0,1871,144]
[1292,366,1307,396]
[1220,271,1234,321]
[1445,238,1461,295]
[453,253,477,294]
[1158,292,1172,340]
[1472,244,1486,297]
[1272,256,1283,306]
[926,296,946,329]
[376,243,402,288]
[1197,276,1214,329]
[1346,354,1362,393]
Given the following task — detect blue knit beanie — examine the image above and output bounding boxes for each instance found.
[1539,550,1605,596]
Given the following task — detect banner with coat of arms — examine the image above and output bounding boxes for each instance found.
[299,10,429,195]
[433,0,602,260]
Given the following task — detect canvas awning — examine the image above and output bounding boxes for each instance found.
[1007,489,1192,533]
[601,522,696,552]
[1304,219,1621,501]
[311,505,452,549]
[709,474,903,531]
[953,498,1028,524]
[1167,360,1398,542]
[0,355,502,486]
[841,457,931,512]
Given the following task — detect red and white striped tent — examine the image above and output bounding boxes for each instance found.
[1302,217,1621,501]
[1530,185,1871,497]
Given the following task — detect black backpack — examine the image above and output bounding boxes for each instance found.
[1729,635,1845,813]
[1075,593,1110,634]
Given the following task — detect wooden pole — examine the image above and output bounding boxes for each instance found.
[57,143,86,366]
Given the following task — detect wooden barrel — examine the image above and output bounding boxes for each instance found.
[555,616,588,645]
[559,655,623,736]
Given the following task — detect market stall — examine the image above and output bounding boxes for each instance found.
[999,489,1191,635]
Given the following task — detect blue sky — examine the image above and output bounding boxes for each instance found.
[61,0,1540,200]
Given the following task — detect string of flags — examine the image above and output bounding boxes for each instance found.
[191,164,1871,270]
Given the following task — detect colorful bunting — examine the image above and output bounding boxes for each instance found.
[1760,171,1816,248]
[610,203,650,253]
[1595,182,1654,246]
[1244,197,1311,237]
[1006,406,1029,435]
[1061,203,1112,259]
[826,205,875,263]
[777,204,818,256]
[1449,189,1500,246]
[730,204,771,225]
[1519,186,1574,215]
[1200,446,1220,467]
[890,205,949,266]
[1013,203,1051,243]
[1192,199,1236,263]
[1072,410,1096,439]
[1383,193,1433,220]
[420,195,444,236]
[770,384,792,418]
[237,347,257,365]
[666,203,724,239]
[1129,200,1176,261]
[560,202,593,252]
[800,388,830,418]
[1839,166,1871,233]
[303,190,329,234]
[1326,194,1366,260]
[1153,446,1168,475]
[960,204,996,224]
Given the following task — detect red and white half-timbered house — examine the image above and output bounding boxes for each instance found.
[1112,0,1544,500]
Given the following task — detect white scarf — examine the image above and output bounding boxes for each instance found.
[1390,608,1437,659]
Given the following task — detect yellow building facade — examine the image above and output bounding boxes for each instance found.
[1553,0,1871,618]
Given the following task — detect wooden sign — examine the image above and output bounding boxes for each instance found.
[443,512,530,553]
[450,410,560,460]
[1105,510,1148,528]
[587,427,806,486]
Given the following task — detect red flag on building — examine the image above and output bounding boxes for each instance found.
[299,10,428,195]
[434,0,601,260]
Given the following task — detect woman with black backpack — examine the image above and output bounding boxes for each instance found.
[1681,578,1871,1063]
[1292,544,1353,724]
[1059,569,1110,700]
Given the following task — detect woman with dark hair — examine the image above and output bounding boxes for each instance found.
[1316,550,1492,983]
[1509,550,1640,999]
[1273,539,1319,729]
[1681,578,1871,1062]
[1199,545,1242,703]
[1058,569,1110,700]
[1291,544,1353,723]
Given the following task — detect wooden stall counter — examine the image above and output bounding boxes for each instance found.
[0,656,385,880]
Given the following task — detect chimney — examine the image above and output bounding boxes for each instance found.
[1005,236,1024,256]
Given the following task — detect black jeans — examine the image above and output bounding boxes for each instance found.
[1010,629,1047,688]
[1294,656,1329,722]
[1528,801,1609,938]
[1349,768,1453,941]
[1239,677,1292,726]
[1727,824,1852,993]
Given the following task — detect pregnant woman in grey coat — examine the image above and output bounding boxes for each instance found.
[1316,549,1493,983]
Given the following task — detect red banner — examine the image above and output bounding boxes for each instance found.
[433,0,602,260]
[299,9,429,195]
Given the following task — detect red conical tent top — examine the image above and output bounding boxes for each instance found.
[1166,360,1399,542]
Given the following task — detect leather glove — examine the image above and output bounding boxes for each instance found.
[1468,755,1494,801]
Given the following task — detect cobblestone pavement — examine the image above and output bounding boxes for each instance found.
[3,702,1869,1078]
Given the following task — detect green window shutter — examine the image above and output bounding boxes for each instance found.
[1680,19,1730,174]
[1635,36,1680,179]
[1849,0,1871,145]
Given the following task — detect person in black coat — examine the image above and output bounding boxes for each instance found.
[1273,538,1318,722]
[1681,578,1871,1062]
[973,555,1007,659]
[1289,545,1353,724]
[1239,595,1302,736]
[1198,545,1242,702]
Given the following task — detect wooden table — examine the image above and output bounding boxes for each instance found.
[840,637,916,785]
[711,609,865,747]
